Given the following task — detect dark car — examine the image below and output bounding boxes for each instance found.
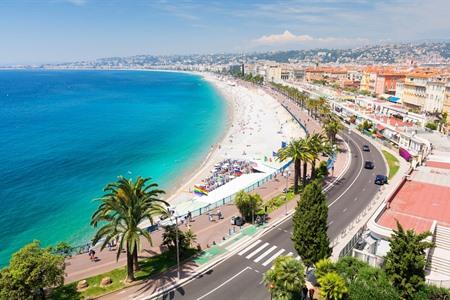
[230,216,244,226]
[364,161,374,169]
[375,174,388,185]
[362,145,370,152]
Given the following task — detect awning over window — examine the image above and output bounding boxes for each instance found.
[376,124,386,131]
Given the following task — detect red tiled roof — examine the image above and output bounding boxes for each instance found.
[377,181,450,232]
[378,211,433,233]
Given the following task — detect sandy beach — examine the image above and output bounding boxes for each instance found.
[165,72,306,209]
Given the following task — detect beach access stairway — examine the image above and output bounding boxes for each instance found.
[427,225,450,276]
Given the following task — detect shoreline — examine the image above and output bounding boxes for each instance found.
[161,72,234,204]
[1,68,306,250]
[158,71,306,212]
[160,72,234,201]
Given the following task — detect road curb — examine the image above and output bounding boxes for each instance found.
[142,138,352,300]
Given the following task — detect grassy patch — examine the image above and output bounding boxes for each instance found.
[50,249,197,299]
[382,150,400,179]
[263,191,296,214]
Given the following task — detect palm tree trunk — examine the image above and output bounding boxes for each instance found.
[133,242,140,271]
[298,158,302,187]
[126,248,135,282]
[311,159,317,179]
[293,159,300,194]
[302,161,308,186]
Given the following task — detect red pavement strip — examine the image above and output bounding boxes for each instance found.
[426,161,450,170]
[64,90,348,285]
[378,181,450,233]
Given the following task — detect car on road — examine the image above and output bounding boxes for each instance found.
[375,174,388,185]
[364,161,374,169]
[362,144,370,151]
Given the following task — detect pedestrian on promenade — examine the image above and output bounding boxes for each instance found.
[302,286,308,299]
[88,248,96,262]
[309,288,315,299]
[208,212,212,222]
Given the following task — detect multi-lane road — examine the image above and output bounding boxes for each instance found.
[140,129,386,300]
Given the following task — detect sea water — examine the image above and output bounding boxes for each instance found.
[0,70,226,265]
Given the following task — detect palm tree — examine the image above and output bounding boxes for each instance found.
[91,176,168,282]
[263,256,305,300]
[306,133,333,180]
[323,116,344,145]
[277,139,312,193]
[184,229,197,248]
[318,272,348,300]
[305,98,316,116]
[298,92,307,108]
[318,102,332,123]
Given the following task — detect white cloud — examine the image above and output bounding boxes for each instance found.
[253,30,369,47]
[254,31,313,44]
[67,0,87,6]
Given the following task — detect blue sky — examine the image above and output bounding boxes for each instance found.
[0,0,449,64]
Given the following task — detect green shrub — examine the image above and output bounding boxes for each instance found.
[425,122,437,130]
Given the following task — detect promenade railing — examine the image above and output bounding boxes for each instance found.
[186,159,292,219]
[68,82,306,255]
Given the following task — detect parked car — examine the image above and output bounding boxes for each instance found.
[375,174,388,185]
[231,216,244,226]
[364,161,374,169]
[362,145,370,152]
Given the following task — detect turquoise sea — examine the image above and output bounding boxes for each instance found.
[0,70,226,265]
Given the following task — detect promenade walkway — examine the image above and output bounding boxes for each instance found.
[64,84,348,288]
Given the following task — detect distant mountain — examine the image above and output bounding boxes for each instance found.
[44,42,450,68]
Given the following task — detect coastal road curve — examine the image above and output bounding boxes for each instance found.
[117,129,386,300]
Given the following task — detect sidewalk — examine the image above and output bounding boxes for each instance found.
[64,86,349,286]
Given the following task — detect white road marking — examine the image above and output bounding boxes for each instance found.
[238,240,262,256]
[254,245,277,263]
[328,220,334,226]
[246,242,269,259]
[196,267,251,300]
[262,249,285,267]
[225,236,251,252]
[343,208,347,213]
[286,252,293,257]
[328,134,364,208]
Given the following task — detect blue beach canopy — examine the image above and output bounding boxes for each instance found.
[387,96,400,103]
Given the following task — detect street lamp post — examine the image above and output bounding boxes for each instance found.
[175,215,181,280]
[284,169,289,215]
[168,208,181,280]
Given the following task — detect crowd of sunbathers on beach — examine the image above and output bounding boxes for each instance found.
[199,159,255,193]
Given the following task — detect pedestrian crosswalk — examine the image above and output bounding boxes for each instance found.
[236,239,301,268]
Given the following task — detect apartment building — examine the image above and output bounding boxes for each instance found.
[360,67,405,96]
[396,72,447,113]
[265,64,282,82]
[305,68,324,82]
[375,73,405,95]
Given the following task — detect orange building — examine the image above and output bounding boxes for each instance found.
[375,73,406,95]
